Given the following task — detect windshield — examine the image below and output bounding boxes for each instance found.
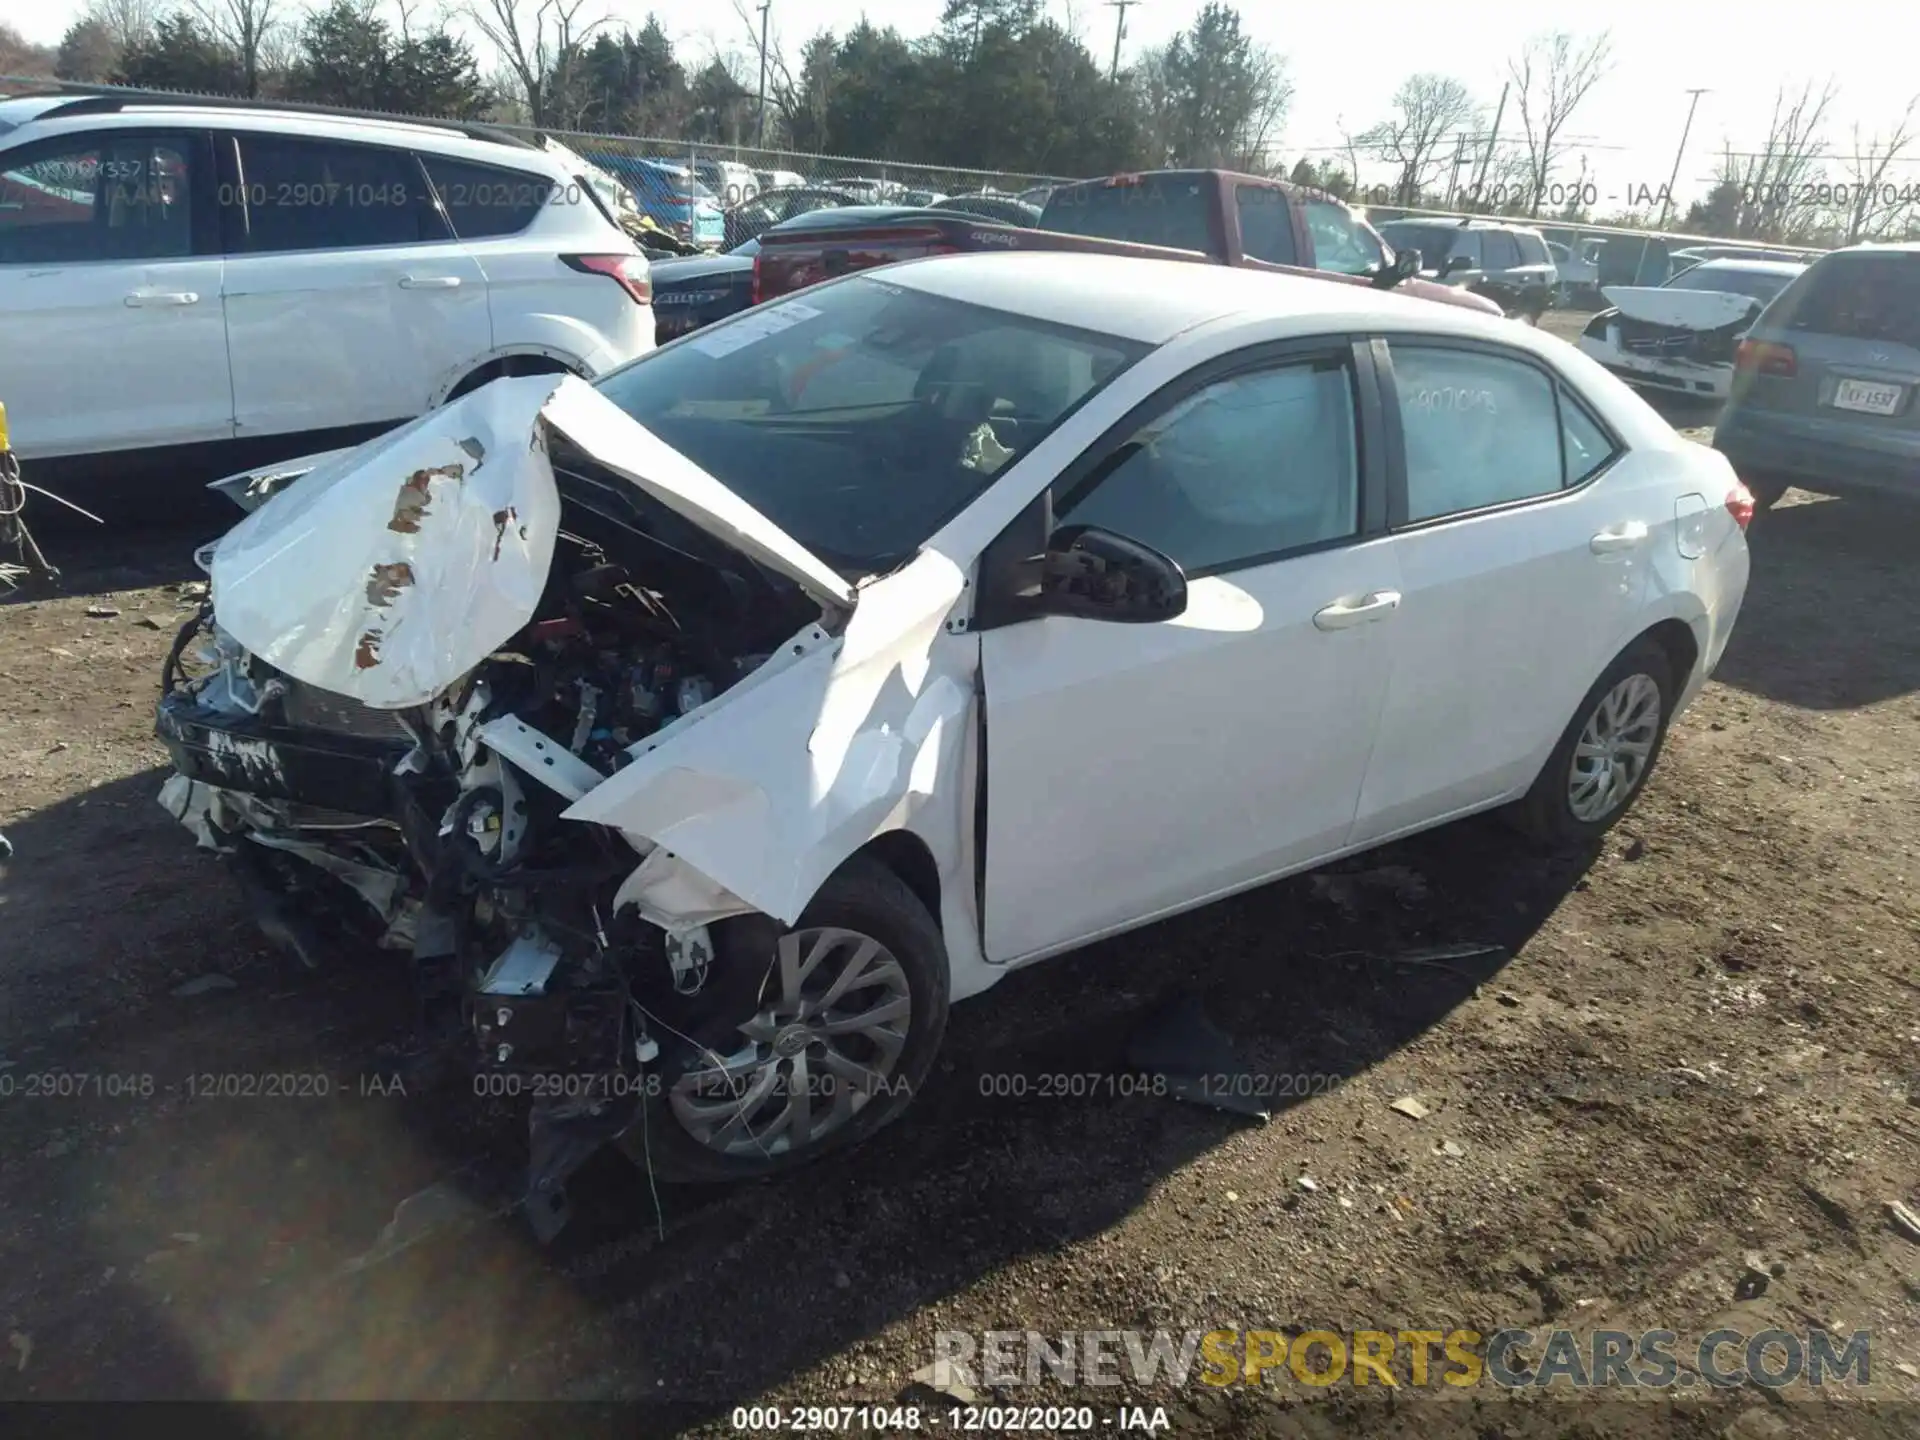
[1664,266,1799,304]
[1040,175,1214,254]
[1378,223,1463,264]
[593,276,1148,575]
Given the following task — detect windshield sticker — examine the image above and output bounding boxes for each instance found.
[690,299,823,359]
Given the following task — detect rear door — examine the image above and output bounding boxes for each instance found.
[0,127,230,458]
[1350,337,1651,844]
[220,130,490,439]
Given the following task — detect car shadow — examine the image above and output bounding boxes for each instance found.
[1710,488,1920,710]
[0,755,1597,1409]
[1,517,214,605]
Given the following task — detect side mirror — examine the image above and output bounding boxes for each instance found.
[1441,253,1476,278]
[1039,524,1187,624]
[1371,247,1423,289]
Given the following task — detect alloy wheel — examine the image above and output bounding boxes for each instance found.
[1567,672,1662,822]
[668,926,912,1159]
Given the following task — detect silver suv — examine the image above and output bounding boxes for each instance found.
[1713,243,1920,509]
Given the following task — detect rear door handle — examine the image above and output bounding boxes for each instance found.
[399,275,462,289]
[125,291,199,307]
[1314,590,1402,631]
[1590,522,1650,554]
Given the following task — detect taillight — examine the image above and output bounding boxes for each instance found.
[562,253,652,304]
[1735,339,1797,377]
[1726,480,1756,531]
[750,254,762,305]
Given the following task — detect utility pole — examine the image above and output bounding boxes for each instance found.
[1444,131,1469,208]
[1469,81,1509,211]
[755,0,771,149]
[1658,88,1709,230]
[1106,0,1140,81]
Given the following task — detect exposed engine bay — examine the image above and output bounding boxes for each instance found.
[156,442,830,1240]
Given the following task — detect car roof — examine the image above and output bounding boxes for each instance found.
[871,250,1534,346]
[766,204,948,232]
[0,95,557,172]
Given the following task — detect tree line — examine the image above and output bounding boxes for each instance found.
[4,1,1915,243]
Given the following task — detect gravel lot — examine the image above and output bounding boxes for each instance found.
[2,314,1917,1436]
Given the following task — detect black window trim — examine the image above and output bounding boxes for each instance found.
[418,149,567,241]
[1373,333,1627,532]
[972,335,1388,633]
[0,125,220,263]
[221,129,454,256]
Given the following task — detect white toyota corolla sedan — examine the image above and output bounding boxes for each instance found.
[156,253,1752,1228]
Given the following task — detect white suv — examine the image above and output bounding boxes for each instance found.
[0,92,654,518]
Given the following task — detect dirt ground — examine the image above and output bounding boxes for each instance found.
[2,317,1918,1438]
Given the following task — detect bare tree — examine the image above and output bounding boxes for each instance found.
[1840,94,1919,241]
[1717,79,1836,241]
[82,0,160,52]
[188,0,283,97]
[1358,73,1478,206]
[1505,30,1613,215]
[466,0,609,128]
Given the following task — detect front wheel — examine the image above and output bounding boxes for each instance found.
[1512,638,1675,847]
[619,854,950,1184]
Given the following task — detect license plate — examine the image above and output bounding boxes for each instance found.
[1830,378,1905,415]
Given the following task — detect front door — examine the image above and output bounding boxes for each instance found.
[0,128,230,459]
[220,132,490,440]
[978,342,1402,964]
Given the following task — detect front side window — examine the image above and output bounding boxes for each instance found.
[0,132,196,264]
[235,135,431,252]
[1059,357,1360,574]
[1235,183,1298,265]
[593,277,1147,575]
[420,155,554,239]
[1304,199,1382,275]
[1389,345,1563,522]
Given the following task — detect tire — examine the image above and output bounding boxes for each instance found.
[618,853,951,1184]
[1512,637,1676,848]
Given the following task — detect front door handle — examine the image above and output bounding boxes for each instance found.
[125,290,199,307]
[1314,590,1402,631]
[1590,522,1650,554]
[399,275,462,289]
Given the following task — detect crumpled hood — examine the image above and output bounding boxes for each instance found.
[1600,286,1759,331]
[209,374,856,709]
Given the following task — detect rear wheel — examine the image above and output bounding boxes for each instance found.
[1513,637,1675,848]
[619,854,950,1184]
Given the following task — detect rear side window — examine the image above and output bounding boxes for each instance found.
[1778,253,1920,343]
[1560,389,1620,485]
[421,156,555,239]
[1482,231,1521,269]
[0,132,198,264]
[1040,175,1217,255]
[1236,184,1298,265]
[1389,345,1563,521]
[235,135,431,252]
[1515,232,1549,265]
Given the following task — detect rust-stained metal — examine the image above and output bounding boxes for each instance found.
[490,507,518,562]
[354,630,384,669]
[388,464,466,534]
[365,562,416,608]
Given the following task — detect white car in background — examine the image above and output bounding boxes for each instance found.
[155,253,1752,1225]
[1577,258,1806,402]
[0,91,655,520]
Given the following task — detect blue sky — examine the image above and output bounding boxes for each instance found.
[7,0,1919,210]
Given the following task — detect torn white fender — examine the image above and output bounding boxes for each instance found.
[211,375,859,711]
[567,550,976,927]
[1600,286,1758,331]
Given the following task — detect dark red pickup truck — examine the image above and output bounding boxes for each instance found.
[751,169,1501,315]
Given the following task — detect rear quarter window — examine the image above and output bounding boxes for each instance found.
[421,156,557,239]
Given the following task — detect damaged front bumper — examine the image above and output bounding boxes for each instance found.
[155,374,977,1239]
